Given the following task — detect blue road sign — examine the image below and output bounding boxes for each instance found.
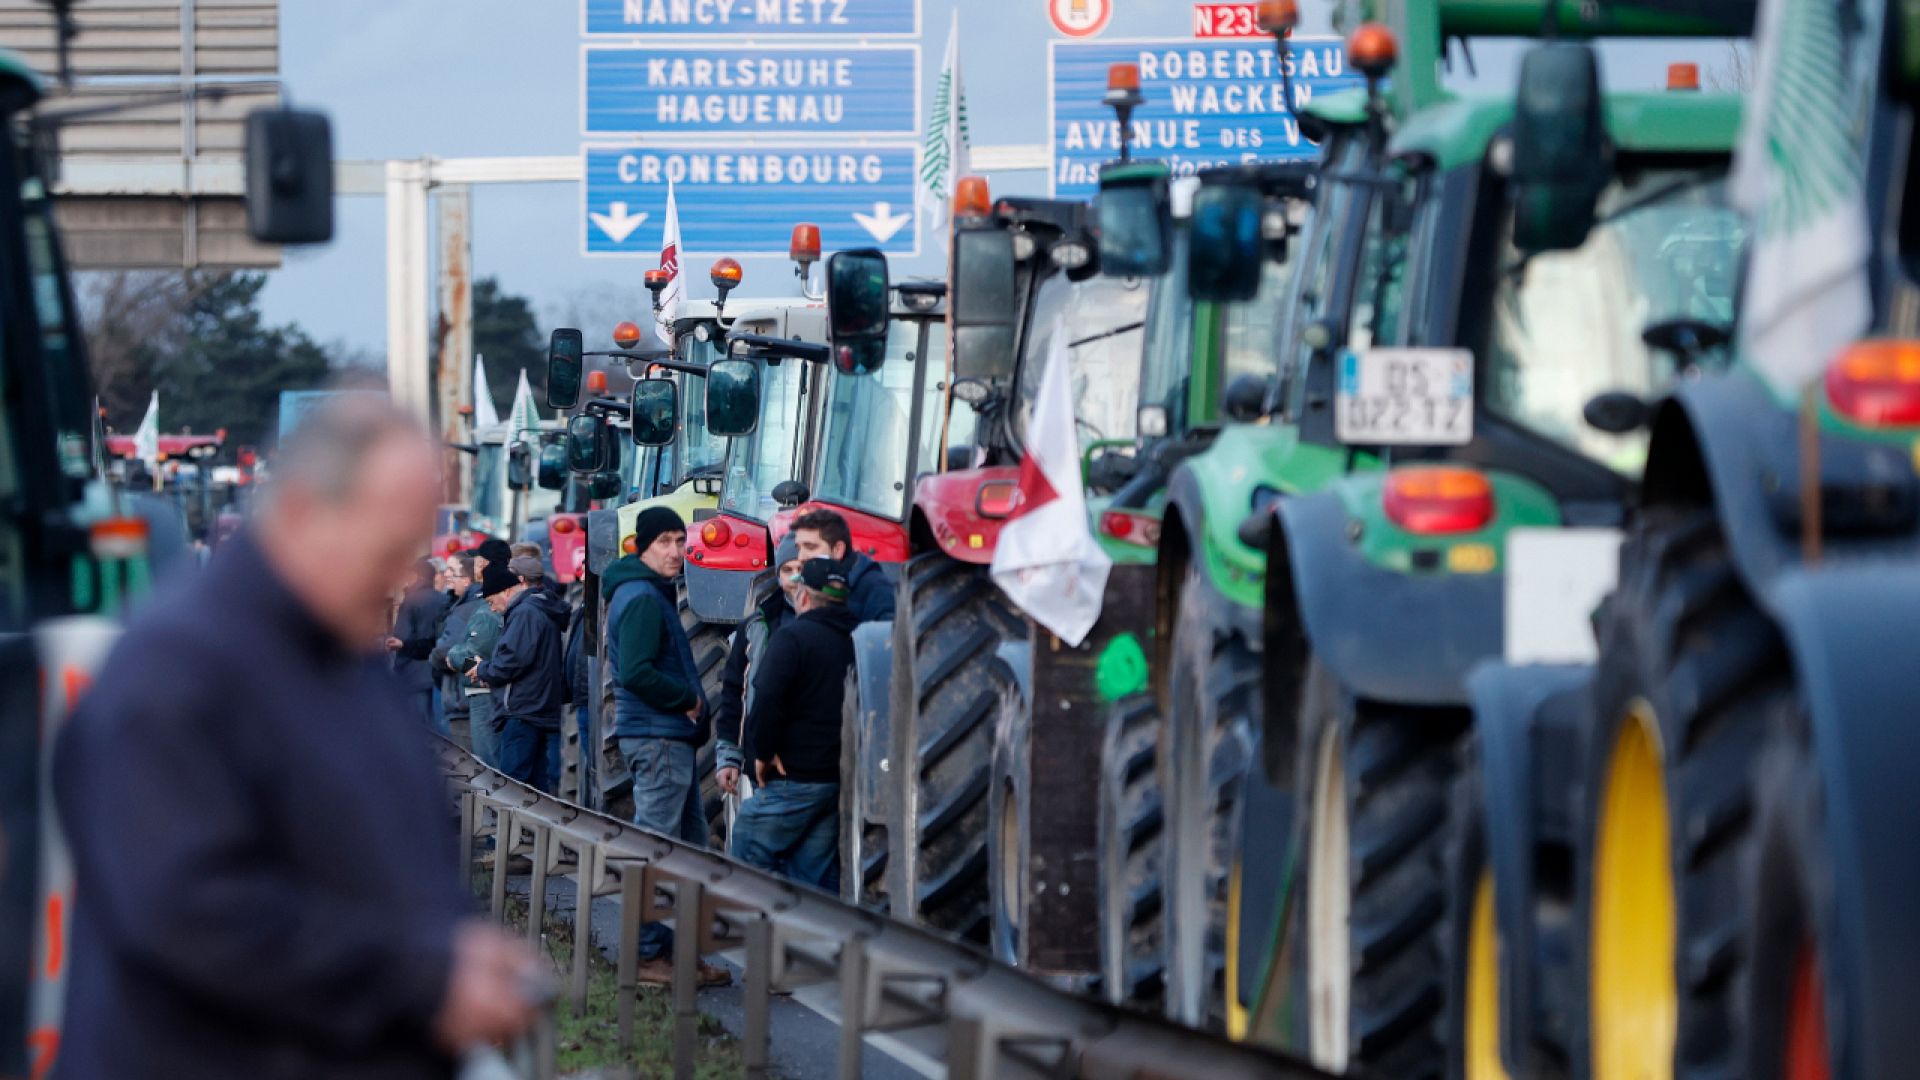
[583,0,920,37]
[1048,37,1362,199]
[583,145,920,257]
[584,44,919,138]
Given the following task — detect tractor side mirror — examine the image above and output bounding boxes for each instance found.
[950,227,1018,380]
[567,413,607,473]
[825,249,891,376]
[507,441,532,491]
[589,470,624,501]
[547,328,585,410]
[705,358,761,437]
[1096,162,1173,278]
[630,378,678,447]
[245,107,333,245]
[1188,180,1264,303]
[1511,41,1610,253]
[536,442,568,490]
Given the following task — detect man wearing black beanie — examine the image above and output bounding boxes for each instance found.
[599,506,729,987]
[473,536,513,576]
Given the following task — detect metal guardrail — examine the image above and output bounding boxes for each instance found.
[442,742,1336,1080]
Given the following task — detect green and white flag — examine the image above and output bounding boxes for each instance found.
[917,9,971,253]
[508,368,540,443]
[1731,0,1872,399]
[131,390,160,469]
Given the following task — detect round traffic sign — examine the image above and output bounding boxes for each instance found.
[1049,0,1112,38]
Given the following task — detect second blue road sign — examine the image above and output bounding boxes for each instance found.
[584,44,920,138]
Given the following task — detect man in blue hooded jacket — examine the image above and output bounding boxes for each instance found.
[599,505,729,987]
[474,557,571,793]
[789,507,894,623]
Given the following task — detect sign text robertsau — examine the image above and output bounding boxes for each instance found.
[583,145,919,257]
[585,44,919,138]
[1048,37,1359,199]
[584,0,920,37]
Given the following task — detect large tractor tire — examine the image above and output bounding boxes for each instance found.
[1297,659,1461,1080]
[1097,694,1166,1010]
[888,553,1024,942]
[839,665,889,910]
[677,585,732,848]
[1160,565,1258,1031]
[1440,735,1512,1080]
[987,678,1031,967]
[1579,507,1785,1080]
[1736,725,1835,1080]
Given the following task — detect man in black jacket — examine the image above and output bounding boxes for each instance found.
[475,560,571,794]
[52,397,538,1079]
[729,558,859,892]
[388,558,450,730]
[712,533,801,799]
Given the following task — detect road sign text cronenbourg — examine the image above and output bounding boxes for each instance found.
[1048,38,1360,198]
[583,145,919,257]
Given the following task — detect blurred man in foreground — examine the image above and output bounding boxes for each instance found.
[53,398,540,1079]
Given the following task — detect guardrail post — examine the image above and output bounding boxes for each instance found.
[570,842,595,1018]
[743,917,772,1079]
[617,867,641,1050]
[489,807,510,924]
[671,877,702,1080]
[837,936,869,1080]
[526,823,550,946]
[458,790,476,894]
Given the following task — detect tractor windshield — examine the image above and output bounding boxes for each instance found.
[1015,271,1149,450]
[1138,228,1196,434]
[1483,166,1743,474]
[813,316,933,521]
[718,353,808,523]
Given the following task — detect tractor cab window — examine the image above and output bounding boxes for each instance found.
[1138,227,1197,435]
[470,440,505,533]
[815,316,926,521]
[1220,253,1298,399]
[678,337,728,479]
[1284,138,1366,421]
[1346,170,1419,351]
[719,353,806,522]
[915,322,968,477]
[1016,271,1148,451]
[1481,166,1744,474]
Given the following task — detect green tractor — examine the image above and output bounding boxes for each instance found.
[1458,0,1920,1078]
[1211,9,1752,1079]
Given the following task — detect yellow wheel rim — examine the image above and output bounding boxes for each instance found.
[1590,700,1676,1080]
[1465,870,1512,1080]
[1226,854,1248,1039]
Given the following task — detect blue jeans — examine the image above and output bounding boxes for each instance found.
[469,694,499,768]
[498,717,561,793]
[619,737,706,959]
[729,780,840,894]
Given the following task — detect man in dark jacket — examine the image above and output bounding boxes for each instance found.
[475,561,571,793]
[790,507,894,623]
[600,506,728,987]
[388,558,451,731]
[473,536,512,577]
[712,533,801,798]
[430,554,482,750]
[52,397,538,1079]
[730,559,859,892]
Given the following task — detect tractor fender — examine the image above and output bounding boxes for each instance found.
[1463,661,1593,1076]
[1650,376,1920,605]
[996,638,1033,704]
[848,620,896,820]
[1271,490,1503,707]
[1766,564,1920,1080]
[1163,469,1263,644]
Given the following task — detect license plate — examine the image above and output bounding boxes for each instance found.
[1336,348,1474,445]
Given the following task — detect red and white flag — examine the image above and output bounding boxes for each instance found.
[655,177,685,346]
[990,321,1111,646]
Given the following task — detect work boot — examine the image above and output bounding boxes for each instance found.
[634,957,733,988]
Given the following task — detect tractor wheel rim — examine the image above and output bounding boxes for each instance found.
[1226,851,1248,1040]
[1466,870,1512,1080]
[1786,941,1832,1080]
[1307,725,1351,1072]
[998,779,1021,961]
[1590,700,1676,1080]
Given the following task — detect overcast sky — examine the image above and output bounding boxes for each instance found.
[255,0,1734,362]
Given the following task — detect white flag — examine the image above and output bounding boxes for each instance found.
[917,9,972,253]
[473,354,500,429]
[1730,0,1870,398]
[990,322,1110,646]
[509,368,541,443]
[131,390,160,469]
[657,177,685,345]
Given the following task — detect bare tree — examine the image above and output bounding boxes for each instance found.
[79,270,213,427]
[1705,41,1752,93]
[544,282,653,350]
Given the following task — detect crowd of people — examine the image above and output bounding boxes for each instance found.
[46,397,912,1077]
